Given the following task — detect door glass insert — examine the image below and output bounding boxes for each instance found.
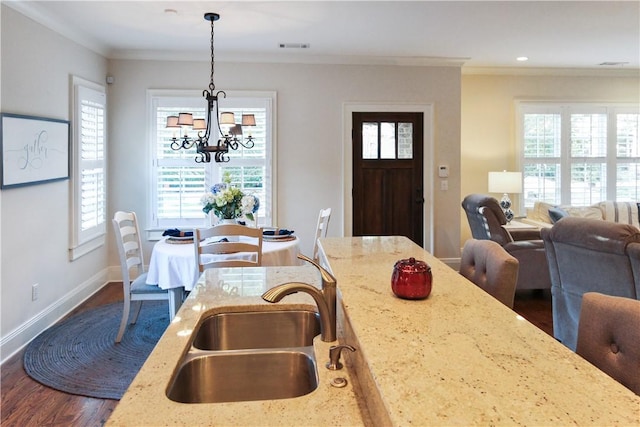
[380,122,396,159]
[398,122,413,159]
[362,122,378,159]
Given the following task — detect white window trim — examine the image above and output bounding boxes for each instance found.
[516,100,640,212]
[69,76,107,261]
[146,89,277,240]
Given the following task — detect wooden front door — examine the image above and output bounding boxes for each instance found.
[352,112,424,246]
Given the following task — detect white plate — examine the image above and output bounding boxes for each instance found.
[263,233,294,240]
[166,235,193,241]
[263,228,294,239]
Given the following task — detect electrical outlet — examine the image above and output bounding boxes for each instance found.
[32,283,39,301]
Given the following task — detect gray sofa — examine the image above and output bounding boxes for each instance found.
[541,217,640,351]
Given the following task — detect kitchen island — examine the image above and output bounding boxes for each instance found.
[108,236,639,426]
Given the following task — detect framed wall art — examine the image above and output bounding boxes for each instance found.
[0,113,70,189]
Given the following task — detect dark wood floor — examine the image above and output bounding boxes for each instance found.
[0,284,553,427]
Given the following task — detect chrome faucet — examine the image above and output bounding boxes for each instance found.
[261,253,337,342]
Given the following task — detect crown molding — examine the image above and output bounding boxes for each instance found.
[462,66,640,78]
[4,1,110,57]
[110,48,469,68]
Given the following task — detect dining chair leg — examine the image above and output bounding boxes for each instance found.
[167,288,183,320]
[115,302,130,343]
[130,300,143,325]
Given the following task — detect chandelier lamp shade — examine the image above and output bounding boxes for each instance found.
[488,170,523,223]
[166,13,255,163]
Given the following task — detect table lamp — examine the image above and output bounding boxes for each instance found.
[488,171,522,222]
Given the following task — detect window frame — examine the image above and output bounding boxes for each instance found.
[516,101,639,212]
[69,76,107,260]
[146,89,277,239]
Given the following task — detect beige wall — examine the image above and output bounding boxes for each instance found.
[1,5,108,361]
[460,72,640,247]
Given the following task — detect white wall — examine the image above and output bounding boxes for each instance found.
[0,5,109,362]
[107,59,462,263]
[460,71,640,246]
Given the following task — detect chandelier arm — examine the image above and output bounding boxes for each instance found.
[170,137,196,151]
[236,138,255,149]
[227,138,239,151]
[214,150,230,163]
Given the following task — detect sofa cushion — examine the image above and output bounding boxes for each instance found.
[528,201,555,223]
[597,201,640,229]
[559,205,604,220]
[548,207,569,223]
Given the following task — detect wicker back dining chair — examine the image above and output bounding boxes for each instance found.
[194,223,263,272]
[112,211,169,343]
[312,208,332,261]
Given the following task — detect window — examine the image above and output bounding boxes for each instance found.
[149,90,275,232]
[70,77,107,260]
[518,102,639,208]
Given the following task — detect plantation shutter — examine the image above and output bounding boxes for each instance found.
[519,103,639,209]
[152,98,208,228]
[70,78,107,260]
[80,96,106,233]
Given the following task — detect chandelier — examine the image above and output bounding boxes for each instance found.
[166,13,255,163]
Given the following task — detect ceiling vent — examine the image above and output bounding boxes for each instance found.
[279,43,310,49]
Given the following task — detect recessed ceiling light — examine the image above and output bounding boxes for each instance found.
[516,56,529,62]
[278,43,310,49]
[599,62,629,66]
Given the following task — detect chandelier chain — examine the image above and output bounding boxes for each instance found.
[209,17,215,92]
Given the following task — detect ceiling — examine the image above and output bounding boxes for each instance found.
[7,1,640,71]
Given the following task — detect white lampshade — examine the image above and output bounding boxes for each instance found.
[192,118,206,130]
[229,124,243,136]
[165,115,179,128]
[242,114,256,126]
[220,112,236,125]
[488,171,523,194]
[177,113,194,126]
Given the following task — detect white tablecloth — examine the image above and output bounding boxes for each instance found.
[146,237,301,291]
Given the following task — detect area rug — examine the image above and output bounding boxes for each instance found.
[23,301,169,400]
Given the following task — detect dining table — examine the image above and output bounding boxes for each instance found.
[146,235,301,315]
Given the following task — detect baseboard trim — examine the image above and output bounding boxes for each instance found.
[0,268,110,365]
[439,257,461,272]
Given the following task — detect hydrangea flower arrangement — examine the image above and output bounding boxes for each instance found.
[200,172,259,221]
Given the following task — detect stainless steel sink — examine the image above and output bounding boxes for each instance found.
[192,309,321,350]
[166,350,318,403]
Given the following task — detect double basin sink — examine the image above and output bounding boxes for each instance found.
[166,309,321,403]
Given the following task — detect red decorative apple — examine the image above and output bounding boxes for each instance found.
[391,257,432,299]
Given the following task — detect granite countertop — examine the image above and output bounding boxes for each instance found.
[107,265,366,426]
[108,236,639,426]
[319,236,640,426]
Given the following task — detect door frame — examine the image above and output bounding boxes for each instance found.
[342,102,434,252]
